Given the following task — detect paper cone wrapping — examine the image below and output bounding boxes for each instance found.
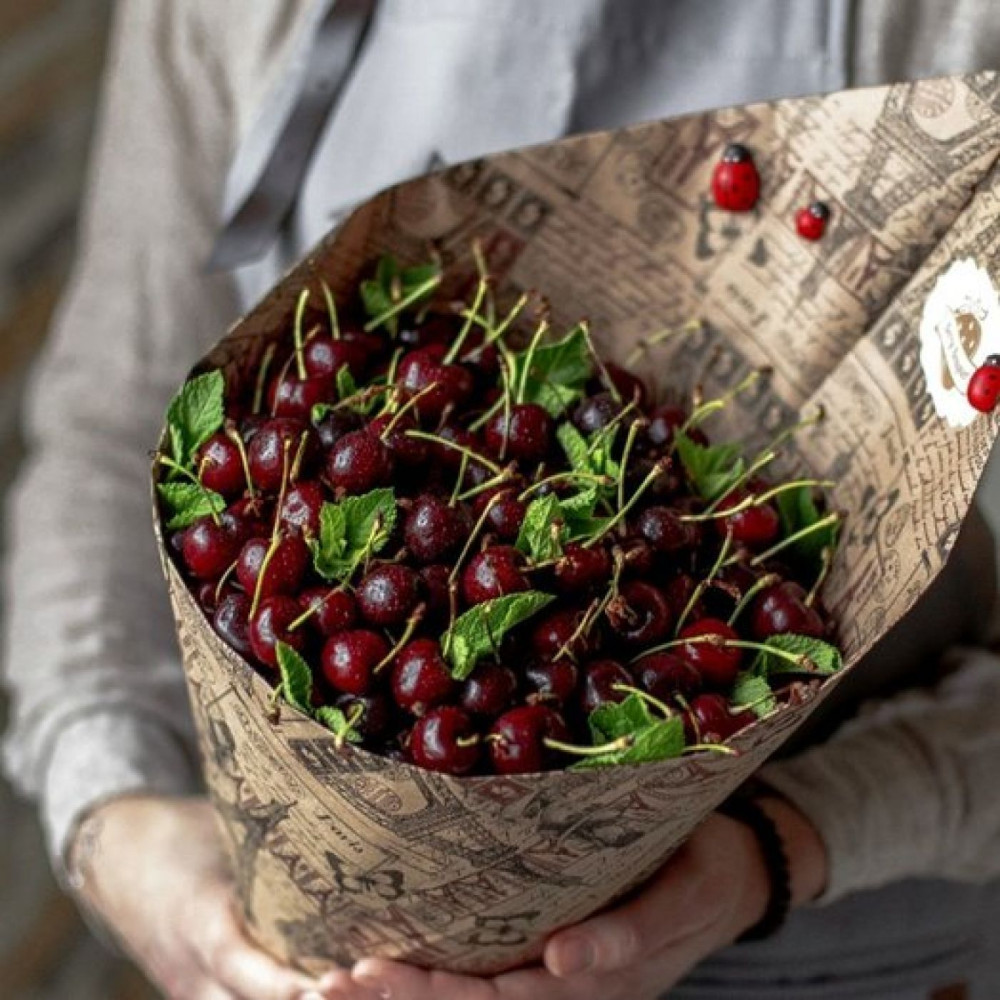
[155,75,1000,974]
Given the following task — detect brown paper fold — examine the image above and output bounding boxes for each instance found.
[155,74,1000,974]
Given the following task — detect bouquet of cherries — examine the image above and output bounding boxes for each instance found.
[158,253,843,777]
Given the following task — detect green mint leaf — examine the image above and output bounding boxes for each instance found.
[515,494,565,562]
[731,672,777,719]
[674,432,746,501]
[375,254,400,288]
[587,693,655,743]
[558,489,612,542]
[752,633,843,677]
[275,642,314,714]
[360,280,392,320]
[776,486,839,561]
[400,262,442,297]
[165,370,225,468]
[158,482,226,529]
[311,402,336,425]
[443,591,556,680]
[557,423,591,474]
[515,326,593,416]
[336,365,357,401]
[310,490,397,582]
[571,716,686,770]
[315,705,363,744]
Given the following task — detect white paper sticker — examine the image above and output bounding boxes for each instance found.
[919,258,1000,427]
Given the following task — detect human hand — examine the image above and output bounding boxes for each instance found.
[69,795,377,1000]
[349,797,828,1000]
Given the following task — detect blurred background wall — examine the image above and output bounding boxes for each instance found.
[0,2,158,996]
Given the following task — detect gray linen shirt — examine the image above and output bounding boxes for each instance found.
[4,0,1000,950]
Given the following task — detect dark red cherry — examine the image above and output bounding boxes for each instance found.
[531,607,597,661]
[795,201,830,241]
[553,543,612,593]
[278,480,325,537]
[684,694,755,744]
[580,660,634,715]
[717,489,780,547]
[461,663,518,717]
[196,581,223,614]
[368,411,428,466]
[236,534,309,599]
[409,707,480,775]
[397,346,473,421]
[390,639,455,715]
[212,592,254,659]
[299,586,358,637]
[196,433,246,498]
[750,581,825,640]
[428,424,482,470]
[356,564,422,627]
[271,372,336,420]
[247,418,313,493]
[646,404,707,449]
[488,704,571,775]
[712,143,759,212]
[664,574,707,624]
[334,692,392,740]
[607,581,673,645]
[967,355,1000,413]
[302,335,368,378]
[473,487,527,542]
[461,546,529,605]
[525,659,579,705]
[636,506,692,553]
[418,564,454,620]
[248,596,306,669]
[181,514,244,580]
[634,652,701,702]
[326,429,394,495]
[484,404,553,465]
[572,392,622,435]
[321,629,390,695]
[678,618,742,688]
[604,363,648,407]
[314,408,363,451]
[404,495,471,563]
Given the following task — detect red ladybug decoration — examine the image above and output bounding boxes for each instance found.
[967,355,1000,413]
[711,143,760,212]
[795,201,830,241]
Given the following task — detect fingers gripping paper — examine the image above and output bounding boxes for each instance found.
[155,75,1000,973]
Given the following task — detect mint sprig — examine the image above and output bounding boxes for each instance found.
[157,481,226,529]
[165,370,225,469]
[574,694,685,769]
[310,489,397,582]
[511,325,593,416]
[315,705,363,745]
[674,432,745,501]
[776,486,839,562]
[275,642,314,715]
[360,255,441,334]
[752,633,843,676]
[515,494,565,562]
[730,672,777,718]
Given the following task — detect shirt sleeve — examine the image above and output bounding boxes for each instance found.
[0,1,242,876]
[759,645,1000,903]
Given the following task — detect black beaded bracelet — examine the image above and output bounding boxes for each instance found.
[718,796,792,942]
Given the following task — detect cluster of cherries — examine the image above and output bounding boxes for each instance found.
[164,262,835,777]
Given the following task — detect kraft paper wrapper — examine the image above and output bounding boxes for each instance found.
[155,75,1000,974]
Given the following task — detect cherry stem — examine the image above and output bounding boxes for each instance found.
[364,274,443,333]
[743,513,841,568]
[333,383,393,414]
[617,419,646,513]
[682,479,836,522]
[468,395,505,433]
[252,343,277,415]
[515,320,551,406]
[292,289,310,381]
[250,530,285,618]
[158,455,222,526]
[517,471,612,503]
[727,572,782,627]
[674,528,733,636]
[496,341,517,452]
[226,424,257,501]
[289,430,310,483]
[272,439,295,541]
[379,384,435,437]
[680,367,772,436]
[554,598,601,663]
[320,278,341,339]
[806,545,834,607]
[587,400,639,455]
[579,321,621,405]
[455,734,480,748]
[404,430,504,475]
[683,743,739,756]
[543,734,635,757]
[584,458,672,547]
[456,466,518,503]
[624,318,702,368]
[373,605,426,674]
[450,453,470,507]
[443,274,489,364]
[214,558,239,604]
[636,634,813,672]
[447,493,505,586]
[610,683,674,719]
[288,585,348,632]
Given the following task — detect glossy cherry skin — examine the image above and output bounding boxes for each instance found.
[303,335,368,378]
[717,489,780,547]
[684,694,755,744]
[321,629,390,695]
[473,487,528,542]
[271,372,336,420]
[368,411,428,467]
[484,404,553,465]
[967,356,1000,413]
[530,607,597,661]
[409,707,480,775]
[554,543,612,593]
[795,201,830,241]
[299,586,358,637]
[636,506,692,554]
[278,480,325,537]
[334,692,392,740]
[181,514,244,580]
[326,430,394,495]
[750,581,825,640]
[356,564,422,627]
[607,581,673,645]
[678,618,743,688]
[712,143,759,212]
[314,408,362,451]
[580,660,634,715]
[404,495,471,563]
[247,418,314,492]
[390,639,455,715]
[236,534,309,599]
[488,704,571,775]
[461,663,518,717]
[461,546,529,605]
[604,363,648,407]
[418,564,454,620]
[397,346,474,421]
[525,659,579,705]
[634,652,702,702]
[572,392,622,435]
[212,592,254,659]
[196,433,246,498]
[248,596,306,669]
